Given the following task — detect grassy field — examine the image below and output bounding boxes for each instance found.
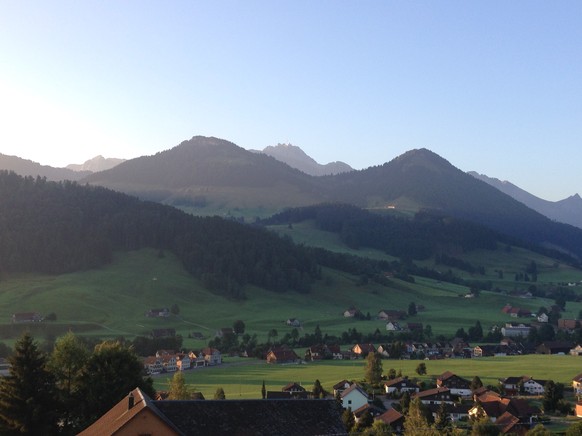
[1,242,582,348]
[154,354,582,400]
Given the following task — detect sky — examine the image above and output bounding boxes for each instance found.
[1,1,581,201]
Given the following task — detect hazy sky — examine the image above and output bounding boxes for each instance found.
[1,2,580,201]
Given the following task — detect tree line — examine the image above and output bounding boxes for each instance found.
[0,332,153,435]
[0,171,319,298]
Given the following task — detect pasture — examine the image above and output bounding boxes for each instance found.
[154,354,582,400]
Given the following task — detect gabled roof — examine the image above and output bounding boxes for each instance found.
[384,377,418,389]
[573,372,582,383]
[78,388,181,436]
[412,387,450,399]
[80,388,346,436]
[438,371,455,381]
[376,408,404,425]
[495,411,520,434]
[282,382,306,392]
[340,384,369,399]
[333,379,352,390]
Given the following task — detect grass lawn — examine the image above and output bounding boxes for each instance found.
[154,354,582,401]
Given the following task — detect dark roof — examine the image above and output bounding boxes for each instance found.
[155,398,345,435]
[81,389,346,436]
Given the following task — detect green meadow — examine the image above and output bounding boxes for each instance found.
[1,240,582,348]
[154,354,582,400]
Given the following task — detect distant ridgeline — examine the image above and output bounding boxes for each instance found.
[0,171,319,298]
[263,203,580,268]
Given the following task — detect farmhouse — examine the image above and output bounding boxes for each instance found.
[333,380,352,396]
[201,348,221,366]
[266,347,300,364]
[145,308,169,318]
[286,318,301,327]
[377,309,406,321]
[351,343,376,358]
[79,388,346,436]
[385,321,403,331]
[151,328,176,338]
[11,312,43,323]
[343,307,362,318]
[536,341,574,355]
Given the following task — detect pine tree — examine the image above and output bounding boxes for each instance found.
[0,332,59,435]
[341,407,355,433]
[312,379,324,398]
[404,397,439,435]
[261,380,266,399]
[214,387,226,400]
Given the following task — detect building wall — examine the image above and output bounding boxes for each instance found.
[115,410,180,436]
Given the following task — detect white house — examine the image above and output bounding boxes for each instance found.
[341,384,369,411]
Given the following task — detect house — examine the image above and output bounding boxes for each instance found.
[340,384,369,411]
[468,396,538,423]
[333,380,352,397]
[383,377,420,395]
[11,312,43,323]
[570,345,582,356]
[473,344,509,358]
[376,344,392,358]
[501,323,531,338]
[353,403,385,422]
[175,353,191,371]
[351,343,376,358]
[305,344,328,361]
[377,309,406,321]
[143,356,164,375]
[376,408,404,433]
[145,308,170,318]
[537,313,549,323]
[558,319,579,331]
[159,354,178,373]
[573,373,582,396]
[286,318,301,327]
[536,341,574,355]
[282,382,306,393]
[201,347,221,365]
[412,387,456,405]
[79,388,346,436]
[187,351,207,368]
[576,402,582,418]
[385,322,403,332]
[500,376,547,396]
[407,322,423,332]
[436,371,472,398]
[215,327,234,338]
[151,328,176,338]
[266,348,300,364]
[326,344,343,360]
[425,403,471,423]
[494,412,525,435]
[0,358,11,377]
[343,307,362,318]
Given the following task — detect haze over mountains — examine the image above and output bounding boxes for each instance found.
[67,155,126,173]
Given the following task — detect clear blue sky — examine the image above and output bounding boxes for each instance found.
[1,1,580,200]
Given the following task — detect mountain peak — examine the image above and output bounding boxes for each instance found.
[261,143,353,176]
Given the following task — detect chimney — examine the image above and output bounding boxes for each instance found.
[128,391,135,410]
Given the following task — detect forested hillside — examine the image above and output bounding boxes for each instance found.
[0,171,319,298]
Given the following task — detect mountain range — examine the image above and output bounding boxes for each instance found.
[2,136,582,259]
[66,155,126,172]
[469,171,582,229]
